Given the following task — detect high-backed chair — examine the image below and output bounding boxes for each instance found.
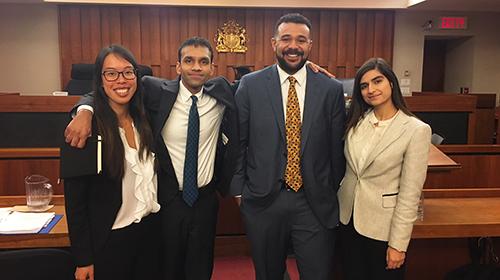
[232,65,251,80]
[138,65,153,78]
[65,63,94,96]
[431,132,446,145]
[0,248,76,280]
[337,78,355,97]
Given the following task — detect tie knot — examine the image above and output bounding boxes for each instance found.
[191,95,198,103]
[288,76,296,86]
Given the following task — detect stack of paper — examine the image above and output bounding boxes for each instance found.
[0,210,55,234]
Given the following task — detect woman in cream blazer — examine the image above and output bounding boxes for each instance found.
[337,58,431,280]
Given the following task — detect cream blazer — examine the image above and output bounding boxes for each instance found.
[338,112,431,252]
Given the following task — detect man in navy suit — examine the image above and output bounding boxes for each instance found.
[231,13,346,280]
[65,37,238,280]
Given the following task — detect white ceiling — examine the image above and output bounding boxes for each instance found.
[408,0,500,12]
[0,0,499,12]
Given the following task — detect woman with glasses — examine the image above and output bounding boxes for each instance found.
[63,44,160,280]
[337,58,431,280]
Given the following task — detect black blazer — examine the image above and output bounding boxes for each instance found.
[64,172,122,267]
[142,75,238,205]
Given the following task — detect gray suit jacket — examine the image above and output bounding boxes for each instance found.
[338,111,431,251]
[231,64,346,229]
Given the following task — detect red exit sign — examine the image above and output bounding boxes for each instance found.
[439,17,468,29]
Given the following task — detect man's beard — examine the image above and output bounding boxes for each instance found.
[276,51,308,74]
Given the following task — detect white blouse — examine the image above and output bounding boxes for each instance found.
[112,123,160,230]
[350,110,400,172]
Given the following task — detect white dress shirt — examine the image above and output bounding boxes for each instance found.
[113,123,160,230]
[277,64,307,121]
[161,81,226,190]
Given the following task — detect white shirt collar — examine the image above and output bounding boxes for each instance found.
[179,79,204,103]
[367,109,400,127]
[277,63,307,86]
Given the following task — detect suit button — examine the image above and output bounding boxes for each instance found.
[283,153,287,157]
[278,179,283,183]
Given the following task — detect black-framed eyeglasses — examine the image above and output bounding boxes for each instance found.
[102,69,138,82]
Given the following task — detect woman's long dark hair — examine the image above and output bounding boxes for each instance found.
[345,58,415,137]
[92,44,154,181]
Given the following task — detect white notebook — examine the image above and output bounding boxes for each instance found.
[0,210,55,234]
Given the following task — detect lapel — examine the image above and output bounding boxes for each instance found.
[301,68,320,151]
[359,112,410,174]
[265,65,287,144]
[155,76,180,139]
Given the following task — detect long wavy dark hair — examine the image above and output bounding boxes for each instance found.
[345,58,415,137]
[92,44,154,181]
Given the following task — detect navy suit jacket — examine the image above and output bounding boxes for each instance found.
[231,65,346,229]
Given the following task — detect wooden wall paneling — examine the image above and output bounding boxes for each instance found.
[302,10,318,64]
[253,9,265,70]
[128,7,143,60]
[58,6,394,88]
[148,8,161,71]
[100,7,111,47]
[242,9,255,71]
[109,7,122,45]
[0,159,63,196]
[188,8,200,38]
[318,10,331,66]
[209,9,219,72]
[234,9,248,70]
[59,6,72,90]
[346,11,356,64]
[328,11,339,75]
[364,11,375,62]
[206,9,218,77]
[373,11,387,61]
[120,7,131,51]
[139,7,152,67]
[168,8,180,79]
[159,8,170,79]
[226,9,239,69]
[337,11,349,68]
[262,10,276,68]
[216,9,228,78]
[79,6,92,62]
[383,10,394,65]
[355,11,367,70]
[198,9,209,51]
[89,6,102,58]
[345,12,357,77]
[69,6,83,62]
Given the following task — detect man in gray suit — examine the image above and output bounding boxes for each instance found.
[231,13,346,280]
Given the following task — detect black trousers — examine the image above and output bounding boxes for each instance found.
[339,220,406,280]
[241,186,337,280]
[160,183,219,280]
[94,213,162,280]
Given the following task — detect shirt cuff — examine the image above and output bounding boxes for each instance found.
[73,105,94,118]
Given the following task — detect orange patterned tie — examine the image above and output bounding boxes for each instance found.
[285,76,302,191]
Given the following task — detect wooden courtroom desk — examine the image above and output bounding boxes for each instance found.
[427,144,460,172]
[0,195,70,249]
[412,197,500,239]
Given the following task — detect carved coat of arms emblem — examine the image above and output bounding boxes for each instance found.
[215,21,248,53]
